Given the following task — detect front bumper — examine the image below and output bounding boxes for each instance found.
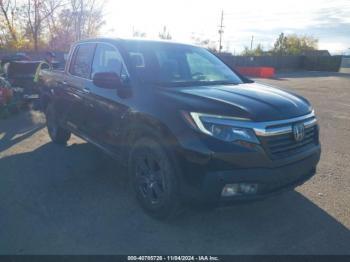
[179,145,321,205]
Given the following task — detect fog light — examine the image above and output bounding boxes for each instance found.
[221,183,258,197]
[221,184,240,197]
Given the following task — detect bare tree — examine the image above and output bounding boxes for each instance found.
[0,0,106,51]
[44,0,66,36]
[191,33,217,52]
[46,0,105,51]
[48,8,77,51]
[0,0,18,42]
[70,0,105,41]
[159,26,172,40]
[132,28,146,38]
[22,0,62,51]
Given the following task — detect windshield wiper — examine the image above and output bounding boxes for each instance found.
[151,80,239,87]
[207,81,239,86]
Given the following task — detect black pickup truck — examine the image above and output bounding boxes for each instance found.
[40,38,321,219]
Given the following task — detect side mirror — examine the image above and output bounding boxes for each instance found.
[92,72,122,89]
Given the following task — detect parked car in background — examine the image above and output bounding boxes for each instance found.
[39,38,321,219]
[1,57,61,102]
[6,61,41,91]
[0,53,30,75]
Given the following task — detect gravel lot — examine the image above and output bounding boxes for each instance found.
[0,71,349,254]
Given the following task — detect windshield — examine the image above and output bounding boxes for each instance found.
[123,42,243,87]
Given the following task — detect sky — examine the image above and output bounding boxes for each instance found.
[103,0,350,54]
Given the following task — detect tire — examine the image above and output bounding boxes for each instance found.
[46,103,71,145]
[129,134,183,220]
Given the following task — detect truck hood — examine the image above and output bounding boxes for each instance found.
[160,82,312,121]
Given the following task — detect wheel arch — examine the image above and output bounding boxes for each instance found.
[122,112,181,154]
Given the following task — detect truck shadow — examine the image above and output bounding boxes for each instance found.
[0,110,45,152]
[0,141,349,254]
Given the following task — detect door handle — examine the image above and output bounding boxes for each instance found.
[82,88,90,94]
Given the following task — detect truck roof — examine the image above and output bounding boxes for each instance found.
[75,37,197,48]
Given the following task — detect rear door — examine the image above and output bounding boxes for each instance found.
[62,43,96,133]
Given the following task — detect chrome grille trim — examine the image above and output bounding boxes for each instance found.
[253,111,316,137]
[304,118,318,128]
[254,126,292,137]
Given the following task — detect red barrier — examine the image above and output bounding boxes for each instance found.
[236,67,275,78]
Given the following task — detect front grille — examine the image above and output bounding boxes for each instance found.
[261,125,319,159]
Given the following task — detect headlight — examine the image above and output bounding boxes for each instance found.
[183,112,260,144]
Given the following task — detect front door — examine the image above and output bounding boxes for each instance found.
[83,43,130,154]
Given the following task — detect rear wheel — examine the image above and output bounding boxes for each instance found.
[129,135,183,220]
[46,104,71,145]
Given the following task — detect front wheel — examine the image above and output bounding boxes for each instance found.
[46,104,71,145]
[129,136,183,220]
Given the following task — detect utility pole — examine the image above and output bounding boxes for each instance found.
[250,35,254,50]
[218,10,224,53]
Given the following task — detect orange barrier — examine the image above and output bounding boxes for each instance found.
[236,67,275,78]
